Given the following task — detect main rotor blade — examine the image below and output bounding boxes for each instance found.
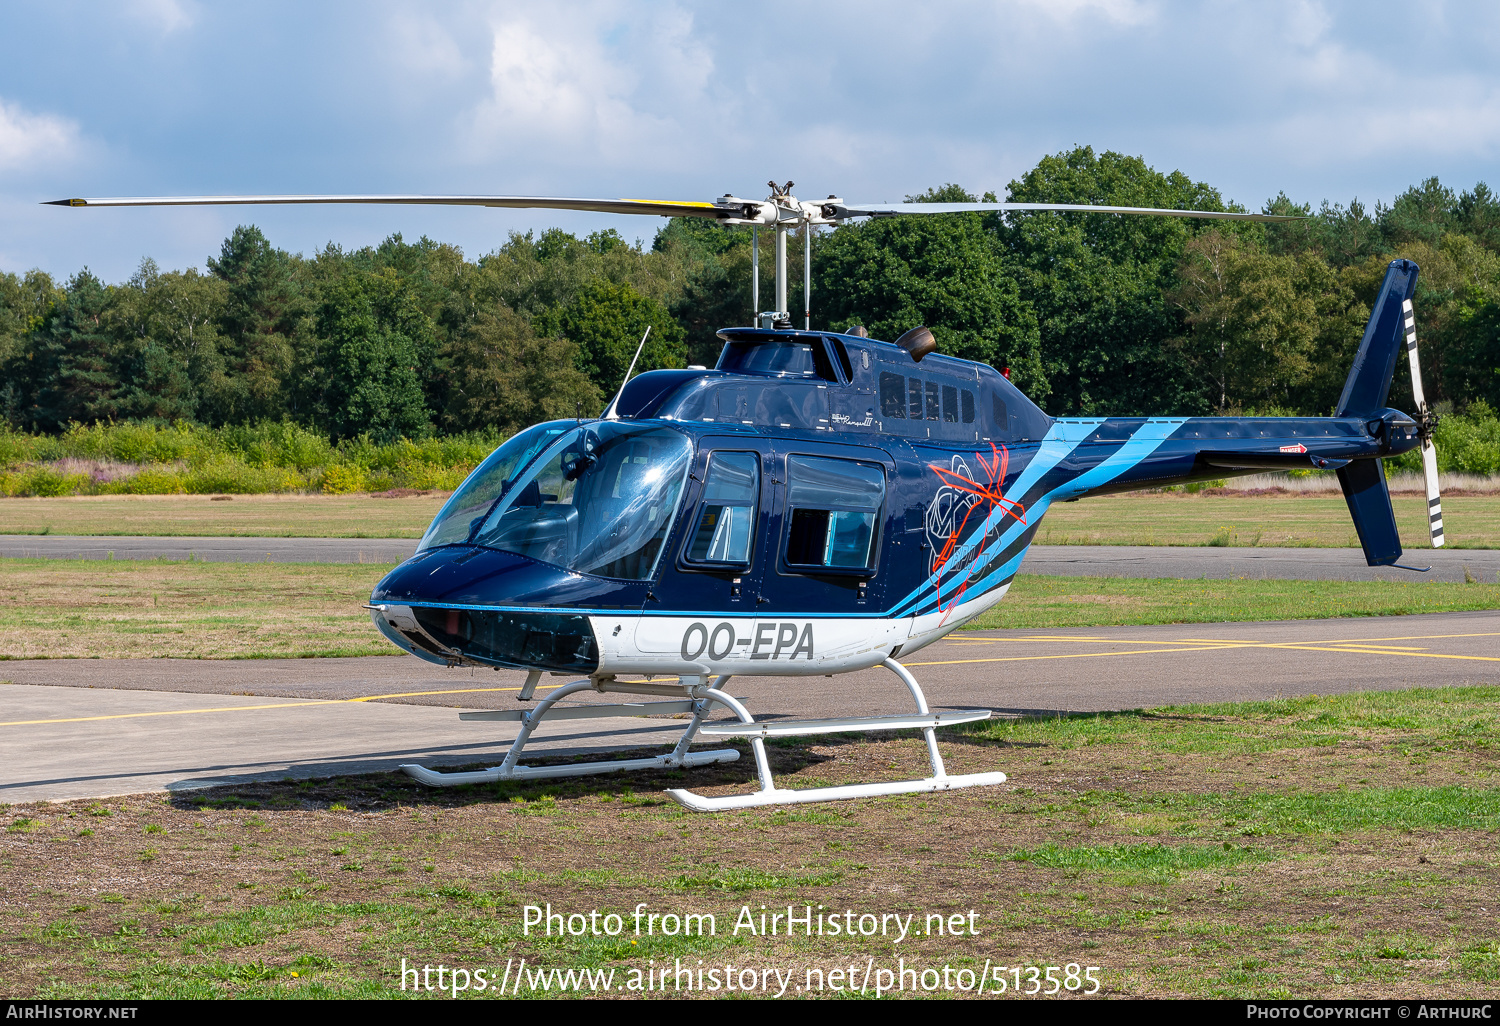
[1402,297,1445,548]
[45,194,738,219]
[832,201,1301,222]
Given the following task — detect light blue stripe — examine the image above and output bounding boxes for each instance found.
[400,600,899,619]
[888,425,1089,617]
[908,419,1187,616]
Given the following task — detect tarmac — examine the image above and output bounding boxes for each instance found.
[5,609,1497,804]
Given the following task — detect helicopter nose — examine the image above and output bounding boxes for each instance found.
[369,546,645,673]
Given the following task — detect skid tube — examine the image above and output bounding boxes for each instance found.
[664,658,1006,811]
[400,658,1007,810]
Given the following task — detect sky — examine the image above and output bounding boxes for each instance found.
[3,0,1500,282]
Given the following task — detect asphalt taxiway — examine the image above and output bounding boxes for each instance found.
[5,610,1496,803]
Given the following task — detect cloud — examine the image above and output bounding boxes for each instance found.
[0,99,80,171]
[387,11,466,79]
[465,4,718,171]
[1007,0,1157,26]
[127,0,196,34]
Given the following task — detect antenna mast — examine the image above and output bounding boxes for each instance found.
[601,325,651,420]
[804,224,811,330]
[750,229,759,327]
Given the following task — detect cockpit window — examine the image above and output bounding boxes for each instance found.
[783,455,885,572]
[471,423,693,580]
[416,421,571,553]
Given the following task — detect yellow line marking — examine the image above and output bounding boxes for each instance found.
[1318,646,1428,653]
[0,683,566,727]
[952,636,1251,648]
[909,644,1250,668]
[921,631,1500,667]
[948,636,1122,645]
[956,630,1500,647]
[1176,631,1500,646]
[346,686,561,702]
[1319,631,1500,644]
[1212,643,1500,664]
[0,699,348,727]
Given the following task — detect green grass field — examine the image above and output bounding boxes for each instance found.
[0,492,447,538]
[2,558,1497,660]
[3,489,1496,549]
[5,686,1500,998]
[0,559,398,659]
[1038,490,1500,549]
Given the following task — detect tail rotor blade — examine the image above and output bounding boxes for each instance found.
[1402,298,1444,548]
[1423,440,1444,549]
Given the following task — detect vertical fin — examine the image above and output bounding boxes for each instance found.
[1336,260,1419,417]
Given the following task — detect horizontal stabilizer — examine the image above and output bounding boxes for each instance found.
[1338,460,1402,566]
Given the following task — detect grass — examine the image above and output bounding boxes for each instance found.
[0,493,446,538]
[1038,491,1500,549]
[1,558,1497,659]
[0,558,398,659]
[996,841,1269,879]
[4,685,1500,999]
[974,575,1500,629]
[0,420,501,498]
[3,489,1495,551]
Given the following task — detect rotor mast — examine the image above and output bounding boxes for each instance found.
[716,181,838,330]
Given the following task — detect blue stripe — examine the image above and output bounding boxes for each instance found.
[888,424,1090,617]
[908,419,1186,617]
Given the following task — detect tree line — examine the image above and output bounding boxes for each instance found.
[3,146,1498,442]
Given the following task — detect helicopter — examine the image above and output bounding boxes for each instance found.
[52,183,1443,811]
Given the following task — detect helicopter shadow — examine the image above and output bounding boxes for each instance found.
[163,738,836,812]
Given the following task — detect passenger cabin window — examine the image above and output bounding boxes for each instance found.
[879,372,906,418]
[684,452,759,567]
[877,369,982,436]
[783,455,885,572]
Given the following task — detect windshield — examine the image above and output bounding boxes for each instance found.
[471,422,693,580]
[416,422,572,553]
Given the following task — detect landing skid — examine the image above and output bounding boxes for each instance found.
[398,658,1007,810]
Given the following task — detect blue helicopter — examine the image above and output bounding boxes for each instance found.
[54,185,1441,810]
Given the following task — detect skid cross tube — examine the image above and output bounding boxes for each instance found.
[398,675,741,787]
